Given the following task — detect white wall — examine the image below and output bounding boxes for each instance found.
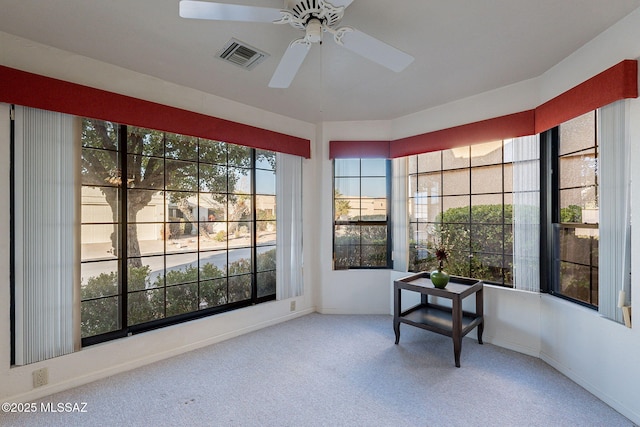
[0,32,317,402]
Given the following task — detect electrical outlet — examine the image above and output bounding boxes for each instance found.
[33,367,48,388]
[290,300,296,311]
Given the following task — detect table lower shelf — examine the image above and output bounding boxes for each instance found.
[399,304,482,338]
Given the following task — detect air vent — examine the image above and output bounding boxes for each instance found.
[216,38,269,70]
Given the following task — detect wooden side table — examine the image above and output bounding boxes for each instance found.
[393,272,484,367]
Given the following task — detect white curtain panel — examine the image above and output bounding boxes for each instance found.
[598,100,631,323]
[14,106,77,365]
[275,153,303,299]
[511,136,541,292]
[392,157,409,271]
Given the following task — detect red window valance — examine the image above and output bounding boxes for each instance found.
[0,65,311,158]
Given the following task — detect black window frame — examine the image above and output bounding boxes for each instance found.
[332,158,392,270]
[78,121,277,346]
[540,112,599,310]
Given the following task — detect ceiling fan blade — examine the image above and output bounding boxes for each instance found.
[269,40,311,88]
[179,1,283,23]
[339,28,414,72]
[327,0,354,8]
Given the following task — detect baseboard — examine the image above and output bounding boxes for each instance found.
[6,308,315,403]
[540,351,640,425]
[482,333,541,358]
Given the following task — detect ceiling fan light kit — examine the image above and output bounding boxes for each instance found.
[179,0,414,88]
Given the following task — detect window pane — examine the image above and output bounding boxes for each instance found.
[443,148,470,170]
[199,164,227,193]
[334,159,360,176]
[127,223,165,256]
[127,154,164,189]
[166,282,199,317]
[360,198,386,221]
[256,195,276,221]
[471,140,503,166]
[82,119,118,150]
[199,140,227,165]
[228,274,251,302]
[81,260,119,298]
[417,151,441,172]
[559,187,598,220]
[83,186,119,222]
[81,297,119,338]
[127,127,164,156]
[471,165,503,194]
[82,148,120,186]
[335,197,361,221]
[200,223,227,251]
[229,248,252,275]
[559,112,596,155]
[228,222,252,248]
[257,246,276,272]
[256,169,276,195]
[471,197,504,224]
[361,177,386,198]
[416,172,440,197]
[127,289,163,326]
[165,134,198,161]
[81,225,118,260]
[257,271,276,298]
[257,220,276,246]
[200,278,227,308]
[128,257,161,290]
[229,167,252,194]
[256,150,276,170]
[361,159,386,176]
[166,160,197,191]
[442,169,470,196]
[200,251,228,278]
[335,177,360,198]
[472,224,504,253]
[227,144,252,168]
[442,196,470,223]
[128,189,163,223]
[228,196,252,224]
[165,254,199,285]
[471,252,504,283]
[559,149,597,189]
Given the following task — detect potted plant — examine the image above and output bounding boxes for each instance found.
[430,237,450,289]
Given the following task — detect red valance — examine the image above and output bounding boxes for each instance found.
[330,59,638,159]
[0,65,311,158]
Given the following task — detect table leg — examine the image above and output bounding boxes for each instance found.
[452,296,462,368]
[476,287,484,345]
[394,284,401,344]
[394,319,400,345]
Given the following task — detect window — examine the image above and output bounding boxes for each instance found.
[547,112,599,307]
[80,119,277,343]
[333,158,391,269]
[408,141,514,286]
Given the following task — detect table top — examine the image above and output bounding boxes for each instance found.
[394,272,483,298]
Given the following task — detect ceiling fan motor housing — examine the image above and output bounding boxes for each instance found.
[285,0,345,30]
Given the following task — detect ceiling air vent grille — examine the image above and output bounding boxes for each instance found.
[216,38,269,70]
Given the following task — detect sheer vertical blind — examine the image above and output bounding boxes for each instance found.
[392,157,409,271]
[598,100,632,323]
[13,106,78,365]
[511,136,541,292]
[275,153,303,299]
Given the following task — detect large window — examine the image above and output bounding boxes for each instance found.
[333,158,391,269]
[408,141,514,286]
[551,112,599,306]
[80,119,276,343]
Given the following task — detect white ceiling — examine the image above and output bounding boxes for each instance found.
[1,0,640,123]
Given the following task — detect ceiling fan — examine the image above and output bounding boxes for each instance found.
[179,0,415,88]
